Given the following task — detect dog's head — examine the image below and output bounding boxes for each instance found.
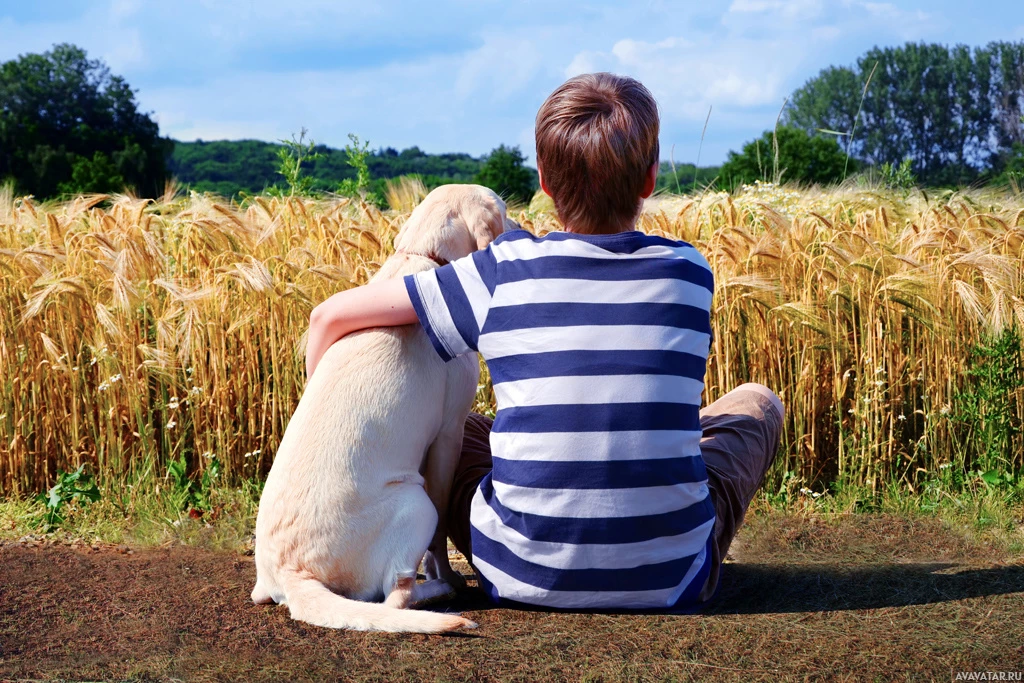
[394,184,515,264]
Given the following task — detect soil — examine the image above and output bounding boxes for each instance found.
[1,512,1022,682]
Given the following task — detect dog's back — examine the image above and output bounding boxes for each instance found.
[252,255,478,632]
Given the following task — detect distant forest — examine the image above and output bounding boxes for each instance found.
[169,140,503,197]
[169,139,721,199]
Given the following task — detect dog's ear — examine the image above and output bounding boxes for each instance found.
[464,193,510,251]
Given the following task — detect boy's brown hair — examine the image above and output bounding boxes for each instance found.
[535,73,660,235]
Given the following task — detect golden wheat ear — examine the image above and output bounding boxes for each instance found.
[3,185,1023,495]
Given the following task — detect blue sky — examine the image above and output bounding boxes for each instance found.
[1,0,1022,164]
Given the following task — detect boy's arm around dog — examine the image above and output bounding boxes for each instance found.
[306,278,417,378]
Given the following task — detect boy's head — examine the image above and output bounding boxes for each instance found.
[535,73,659,235]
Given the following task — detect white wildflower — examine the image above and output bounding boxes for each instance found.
[939,404,951,416]
[166,420,177,429]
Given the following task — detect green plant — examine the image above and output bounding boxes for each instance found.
[167,454,222,516]
[33,464,101,531]
[880,157,916,191]
[275,128,323,197]
[337,133,373,199]
[952,326,1024,487]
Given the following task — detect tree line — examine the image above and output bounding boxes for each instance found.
[783,41,1024,186]
[169,139,538,201]
[2,41,1023,200]
[720,41,1024,190]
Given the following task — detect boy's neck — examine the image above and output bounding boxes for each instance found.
[564,220,640,235]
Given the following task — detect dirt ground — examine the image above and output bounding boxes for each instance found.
[1,512,1022,682]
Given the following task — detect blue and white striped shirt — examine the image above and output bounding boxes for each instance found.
[404,229,716,610]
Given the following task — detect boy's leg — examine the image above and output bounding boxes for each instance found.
[698,383,784,602]
[445,412,494,562]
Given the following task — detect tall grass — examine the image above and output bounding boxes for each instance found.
[1,183,1022,498]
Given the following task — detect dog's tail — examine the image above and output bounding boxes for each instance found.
[279,573,476,634]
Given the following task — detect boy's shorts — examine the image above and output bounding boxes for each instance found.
[446,382,785,605]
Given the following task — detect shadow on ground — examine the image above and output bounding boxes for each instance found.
[709,561,1024,614]
[439,561,1024,617]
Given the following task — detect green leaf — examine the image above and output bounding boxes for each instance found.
[980,470,1002,486]
[47,485,64,510]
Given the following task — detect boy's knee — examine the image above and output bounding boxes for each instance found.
[733,383,784,422]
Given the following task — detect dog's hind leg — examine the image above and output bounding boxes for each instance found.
[383,570,417,609]
[379,486,458,609]
[421,417,469,589]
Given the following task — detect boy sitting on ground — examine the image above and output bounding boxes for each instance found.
[305,72,784,610]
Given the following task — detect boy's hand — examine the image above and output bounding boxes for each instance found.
[306,278,418,378]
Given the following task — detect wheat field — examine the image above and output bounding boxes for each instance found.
[1,181,1022,497]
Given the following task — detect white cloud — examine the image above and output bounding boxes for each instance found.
[565,35,792,121]
[455,32,546,105]
[839,0,937,37]
[812,25,842,41]
[564,50,602,78]
[101,28,146,72]
[109,0,141,20]
[728,0,823,20]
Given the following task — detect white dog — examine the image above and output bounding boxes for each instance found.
[251,185,510,633]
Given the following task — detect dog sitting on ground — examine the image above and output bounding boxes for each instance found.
[251,185,511,633]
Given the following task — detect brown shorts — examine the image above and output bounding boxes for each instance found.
[446,383,785,604]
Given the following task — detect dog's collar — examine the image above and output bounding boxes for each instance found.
[395,250,449,267]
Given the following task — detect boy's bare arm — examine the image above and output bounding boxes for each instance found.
[306,278,417,378]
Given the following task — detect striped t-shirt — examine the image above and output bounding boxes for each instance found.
[404,228,716,610]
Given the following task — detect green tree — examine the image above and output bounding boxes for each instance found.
[785,41,1024,186]
[0,43,170,198]
[655,162,721,195]
[719,127,851,190]
[473,144,536,205]
[58,151,125,195]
